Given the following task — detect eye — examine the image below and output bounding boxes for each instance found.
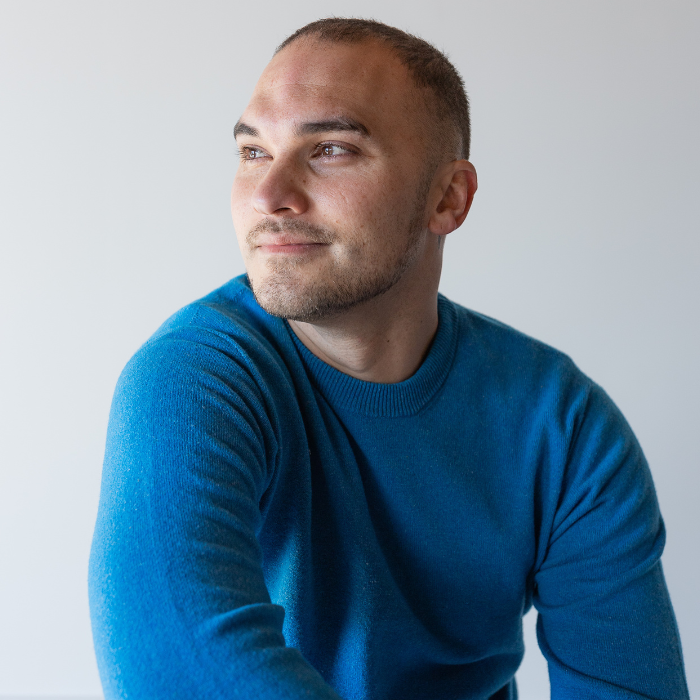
[316,143,353,158]
[239,146,269,162]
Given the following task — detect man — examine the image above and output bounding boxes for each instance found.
[89,18,689,700]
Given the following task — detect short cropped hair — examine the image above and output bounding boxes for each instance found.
[276,18,471,160]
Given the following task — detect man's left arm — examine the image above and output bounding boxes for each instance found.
[533,380,689,699]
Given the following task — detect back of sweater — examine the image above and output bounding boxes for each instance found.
[89,275,688,699]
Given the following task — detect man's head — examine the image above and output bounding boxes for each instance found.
[231,18,477,323]
[275,18,471,161]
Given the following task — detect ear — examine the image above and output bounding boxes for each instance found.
[428,160,478,236]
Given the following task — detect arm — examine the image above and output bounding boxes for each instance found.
[88,328,343,700]
[534,380,689,699]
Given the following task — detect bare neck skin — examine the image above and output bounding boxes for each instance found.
[288,238,443,384]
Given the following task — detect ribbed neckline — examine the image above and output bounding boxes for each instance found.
[285,295,459,417]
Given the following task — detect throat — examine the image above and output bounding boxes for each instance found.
[287,300,438,384]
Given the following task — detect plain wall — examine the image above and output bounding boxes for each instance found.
[0,1,697,697]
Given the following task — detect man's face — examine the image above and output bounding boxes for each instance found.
[231,38,438,322]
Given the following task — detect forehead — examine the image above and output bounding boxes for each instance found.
[241,39,426,140]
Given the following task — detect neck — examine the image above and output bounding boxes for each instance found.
[288,266,440,384]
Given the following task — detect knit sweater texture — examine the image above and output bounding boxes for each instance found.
[89,275,689,699]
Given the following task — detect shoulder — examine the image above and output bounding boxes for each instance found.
[443,297,639,467]
[145,274,282,358]
[115,275,301,430]
[445,296,591,403]
[134,274,287,366]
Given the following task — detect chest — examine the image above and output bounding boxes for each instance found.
[259,395,538,639]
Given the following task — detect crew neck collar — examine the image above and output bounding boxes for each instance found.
[285,295,458,418]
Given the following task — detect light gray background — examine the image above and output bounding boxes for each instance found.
[0,1,697,698]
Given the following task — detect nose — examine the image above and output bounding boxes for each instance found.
[252,155,309,216]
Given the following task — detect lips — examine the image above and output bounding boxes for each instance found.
[255,235,325,248]
[253,237,327,257]
[247,219,334,252]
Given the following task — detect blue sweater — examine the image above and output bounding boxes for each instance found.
[89,275,688,700]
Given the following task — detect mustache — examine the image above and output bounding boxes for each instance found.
[246,219,335,247]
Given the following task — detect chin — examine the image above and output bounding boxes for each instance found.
[250,277,349,323]
[249,267,404,324]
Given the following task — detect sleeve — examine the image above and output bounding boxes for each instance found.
[88,330,343,700]
[533,379,689,699]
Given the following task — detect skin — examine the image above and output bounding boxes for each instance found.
[231,37,477,383]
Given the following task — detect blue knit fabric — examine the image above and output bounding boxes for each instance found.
[89,275,688,700]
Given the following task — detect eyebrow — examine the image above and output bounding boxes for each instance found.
[233,116,370,140]
[233,120,259,139]
[295,117,370,138]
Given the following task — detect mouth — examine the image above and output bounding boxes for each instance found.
[254,236,328,255]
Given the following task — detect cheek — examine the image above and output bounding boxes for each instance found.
[230,175,256,230]
[230,182,254,258]
[230,174,247,213]
[344,179,414,238]
[322,172,397,228]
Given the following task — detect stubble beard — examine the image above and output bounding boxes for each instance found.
[246,196,427,324]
